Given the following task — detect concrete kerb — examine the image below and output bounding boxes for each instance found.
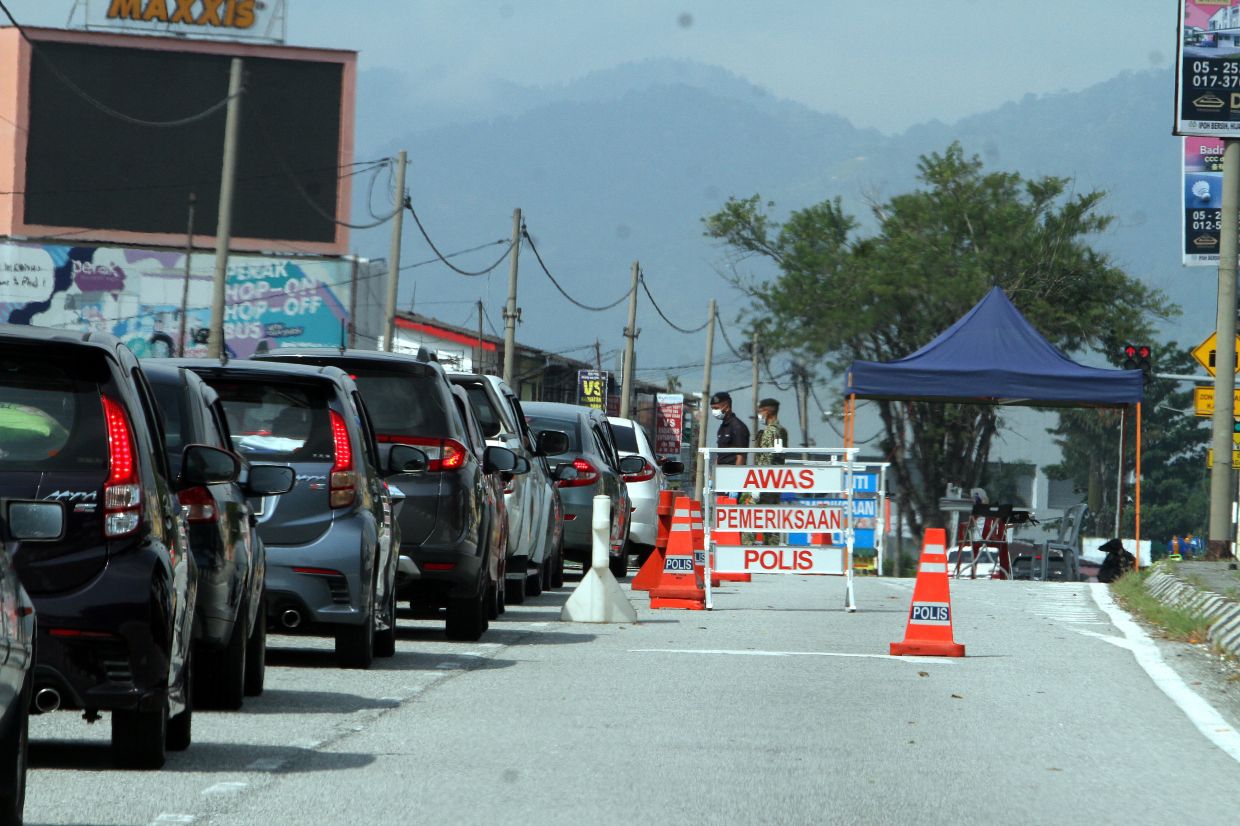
[1143,566,1240,659]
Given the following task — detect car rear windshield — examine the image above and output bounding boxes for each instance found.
[462,383,505,439]
[209,378,335,463]
[525,414,581,452]
[610,421,639,453]
[0,351,107,471]
[349,368,451,438]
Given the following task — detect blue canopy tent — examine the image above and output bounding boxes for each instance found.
[843,287,1146,563]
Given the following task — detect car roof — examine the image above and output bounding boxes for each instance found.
[151,357,352,386]
[523,401,601,421]
[0,323,122,350]
[257,348,443,376]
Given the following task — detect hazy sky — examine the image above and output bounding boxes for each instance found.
[10,0,1173,132]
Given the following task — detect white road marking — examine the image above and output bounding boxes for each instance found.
[246,758,286,771]
[201,781,248,796]
[1090,583,1240,764]
[630,648,956,665]
[149,815,195,825]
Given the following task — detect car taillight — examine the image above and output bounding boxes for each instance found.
[329,409,357,508]
[101,395,141,537]
[377,434,469,472]
[177,485,217,523]
[557,457,599,488]
[623,459,655,484]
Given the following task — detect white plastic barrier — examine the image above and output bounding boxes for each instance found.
[560,495,638,623]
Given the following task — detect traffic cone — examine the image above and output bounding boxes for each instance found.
[686,499,719,587]
[632,490,676,592]
[711,495,751,583]
[650,497,705,610]
[891,528,965,657]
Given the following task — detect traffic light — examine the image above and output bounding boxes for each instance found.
[1122,343,1152,379]
[1122,344,1138,369]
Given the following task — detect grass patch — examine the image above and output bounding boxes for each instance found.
[1111,570,1213,644]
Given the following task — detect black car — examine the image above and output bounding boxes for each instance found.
[175,358,408,668]
[144,363,294,709]
[255,351,518,641]
[0,500,43,825]
[0,325,239,769]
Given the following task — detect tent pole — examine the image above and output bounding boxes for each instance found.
[1135,402,1142,569]
[1113,407,1124,537]
[844,394,855,449]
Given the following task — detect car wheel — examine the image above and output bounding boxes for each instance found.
[374,586,398,658]
[487,578,500,621]
[609,551,628,580]
[541,553,553,591]
[505,574,526,605]
[0,671,30,823]
[445,589,488,641]
[336,601,375,670]
[551,543,565,589]
[112,701,168,770]
[244,592,267,697]
[195,596,248,711]
[166,655,193,752]
[527,561,543,597]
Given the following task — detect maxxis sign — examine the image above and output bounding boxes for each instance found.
[1176,1,1240,136]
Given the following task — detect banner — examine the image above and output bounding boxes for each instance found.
[0,242,352,359]
[577,370,608,409]
[71,0,287,43]
[1176,1,1240,136]
[654,393,684,457]
[1184,136,1225,264]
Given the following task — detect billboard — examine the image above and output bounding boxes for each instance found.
[1,241,353,359]
[1176,1,1240,135]
[1184,136,1225,264]
[654,393,684,456]
[74,0,287,43]
[577,370,608,409]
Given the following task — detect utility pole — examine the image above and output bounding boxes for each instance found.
[502,208,522,385]
[594,340,602,372]
[382,150,408,352]
[476,300,484,373]
[798,368,811,452]
[619,261,640,419]
[347,254,359,349]
[1209,139,1240,561]
[177,191,196,356]
[750,329,760,445]
[693,299,717,501]
[207,58,243,361]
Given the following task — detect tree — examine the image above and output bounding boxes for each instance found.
[1048,345,1209,545]
[704,143,1175,537]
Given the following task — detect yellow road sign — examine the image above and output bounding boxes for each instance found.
[1190,332,1240,377]
[1193,386,1240,417]
[1206,448,1240,470]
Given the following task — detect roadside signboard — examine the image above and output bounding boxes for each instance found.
[654,393,684,456]
[576,370,607,410]
[1206,447,1240,468]
[714,504,846,533]
[714,545,845,575]
[1193,385,1240,415]
[1175,1,1240,136]
[713,465,844,494]
[1190,331,1240,376]
[1183,136,1225,264]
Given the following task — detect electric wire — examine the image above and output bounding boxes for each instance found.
[637,270,711,333]
[522,228,632,311]
[0,1,240,129]
[714,315,748,359]
[399,239,509,272]
[407,205,516,276]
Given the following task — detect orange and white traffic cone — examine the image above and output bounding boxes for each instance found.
[650,496,705,610]
[890,528,965,657]
[632,490,676,592]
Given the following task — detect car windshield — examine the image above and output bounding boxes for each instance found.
[349,368,452,438]
[0,352,107,471]
[526,414,581,452]
[209,378,335,463]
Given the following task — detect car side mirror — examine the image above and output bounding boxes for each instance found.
[618,455,647,475]
[6,501,65,541]
[387,444,429,475]
[553,463,579,485]
[180,444,241,488]
[512,456,531,475]
[661,459,685,476]
[244,465,296,497]
[535,429,570,456]
[484,445,518,474]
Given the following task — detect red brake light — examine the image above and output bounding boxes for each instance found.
[177,485,217,523]
[329,410,357,508]
[623,459,655,484]
[557,457,600,488]
[377,435,469,472]
[101,395,141,537]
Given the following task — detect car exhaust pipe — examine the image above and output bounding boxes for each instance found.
[281,609,301,629]
[34,687,61,713]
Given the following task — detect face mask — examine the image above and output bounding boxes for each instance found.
[757,415,766,426]
[710,408,725,420]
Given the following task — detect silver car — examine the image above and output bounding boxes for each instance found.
[607,416,683,563]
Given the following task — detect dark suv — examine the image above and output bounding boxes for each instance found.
[0,325,238,769]
[175,359,405,669]
[144,363,294,709]
[256,351,518,641]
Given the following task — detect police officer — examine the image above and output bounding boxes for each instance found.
[710,391,750,466]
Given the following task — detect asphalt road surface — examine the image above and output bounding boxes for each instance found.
[24,571,1240,825]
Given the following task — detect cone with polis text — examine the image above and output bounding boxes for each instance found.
[711,496,751,583]
[632,490,676,592]
[649,496,705,610]
[686,499,718,587]
[890,528,965,657]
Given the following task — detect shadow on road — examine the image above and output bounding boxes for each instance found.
[29,739,376,774]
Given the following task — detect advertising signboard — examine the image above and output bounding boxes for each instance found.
[577,370,608,410]
[0,242,352,359]
[71,0,288,43]
[1176,1,1240,136]
[654,393,684,456]
[1184,136,1225,264]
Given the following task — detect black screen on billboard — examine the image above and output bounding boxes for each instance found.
[23,41,344,243]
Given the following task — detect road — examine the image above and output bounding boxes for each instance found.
[23,571,1240,825]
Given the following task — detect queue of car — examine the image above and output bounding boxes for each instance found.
[0,325,681,824]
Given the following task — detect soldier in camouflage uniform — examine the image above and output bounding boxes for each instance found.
[741,398,790,546]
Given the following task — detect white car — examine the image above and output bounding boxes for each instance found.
[947,546,1000,579]
[608,416,683,563]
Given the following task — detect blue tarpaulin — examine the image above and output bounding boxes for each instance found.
[845,287,1143,406]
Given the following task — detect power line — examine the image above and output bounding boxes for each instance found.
[399,239,508,272]
[714,314,747,358]
[523,227,632,311]
[0,1,239,129]
[638,270,710,333]
[406,204,516,277]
